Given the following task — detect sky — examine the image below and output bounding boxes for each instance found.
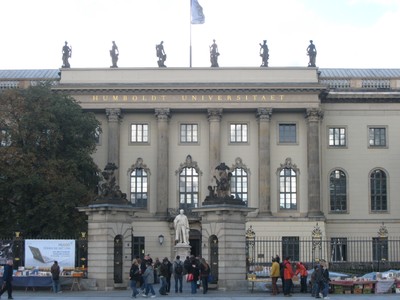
[1,0,400,70]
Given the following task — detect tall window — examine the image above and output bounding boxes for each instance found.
[329,170,347,212]
[230,123,248,143]
[329,127,346,147]
[368,127,386,147]
[130,168,148,208]
[131,124,149,143]
[370,169,387,212]
[279,167,297,210]
[279,124,296,143]
[179,167,199,210]
[331,238,347,262]
[372,237,388,261]
[231,168,248,205]
[282,237,299,261]
[132,236,145,260]
[180,124,198,143]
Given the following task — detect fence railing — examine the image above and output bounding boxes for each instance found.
[246,237,400,275]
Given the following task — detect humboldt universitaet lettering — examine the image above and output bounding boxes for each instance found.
[91,94,285,102]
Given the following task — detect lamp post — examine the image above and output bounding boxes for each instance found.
[158,234,164,245]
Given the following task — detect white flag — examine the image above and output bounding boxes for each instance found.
[191,0,205,24]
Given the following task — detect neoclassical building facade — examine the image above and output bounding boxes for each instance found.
[1,67,400,289]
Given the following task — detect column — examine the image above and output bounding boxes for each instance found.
[306,108,324,217]
[257,108,272,215]
[105,108,121,174]
[155,108,170,215]
[207,108,222,185]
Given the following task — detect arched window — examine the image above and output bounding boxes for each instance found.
[128,158,150,208]
[278,158,298,210]
[329,169,347,212]
[230,158,249,206]
[370,169,387,212]
[177,155,202,210]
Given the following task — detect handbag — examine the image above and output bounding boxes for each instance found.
[186,273,194,282]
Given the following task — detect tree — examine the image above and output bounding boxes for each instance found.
[0,84,101,237]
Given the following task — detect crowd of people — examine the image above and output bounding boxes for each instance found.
[270,255,330,299]
[129,254,211,298]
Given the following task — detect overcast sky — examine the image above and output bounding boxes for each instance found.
[1,0,400,70]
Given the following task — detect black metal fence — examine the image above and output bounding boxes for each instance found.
[246,236,400,275]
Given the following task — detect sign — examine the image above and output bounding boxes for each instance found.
[24,239,75,268]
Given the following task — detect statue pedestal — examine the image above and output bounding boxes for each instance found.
[174,243,191,260]
[193,204,255,291]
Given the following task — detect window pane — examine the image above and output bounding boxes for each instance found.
[279,124,296,143]
[130,168,148,208]
[230,124,248,143]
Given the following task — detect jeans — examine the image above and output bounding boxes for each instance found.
[283,279,293,295]
[300,276,307,293]
[322,281,329,297]
[201,276,208,294]
[160,276,167,293]
[190,280,197,294]
[52,278,60,293]
[130,279,139,297]
[145,283,155,296]
[174,274,183,292]
[0,280,12,298]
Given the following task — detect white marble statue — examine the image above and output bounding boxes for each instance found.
[174,209,190,244]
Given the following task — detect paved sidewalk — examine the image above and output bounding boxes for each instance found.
[3,282,399,300]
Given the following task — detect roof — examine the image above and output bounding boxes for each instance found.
[0,69,60,80]
[319,68,400,78]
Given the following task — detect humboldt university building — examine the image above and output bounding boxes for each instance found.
[1,67,400,289]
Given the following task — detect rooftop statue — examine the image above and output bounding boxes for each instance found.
[61,41,72,68]
[259,40,269,67]
[307,40,317,67]
[156,41,167,67]
[110,41,119,68]
[210,39,219,67]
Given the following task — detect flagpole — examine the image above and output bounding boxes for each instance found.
[190,0,192,68]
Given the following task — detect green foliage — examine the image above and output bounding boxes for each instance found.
[0,84,101,238]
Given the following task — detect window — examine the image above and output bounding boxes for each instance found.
[372,237,388,261]
[279,168,297,209]
[131,124,149,143]
[179,167,199,210]
[370,169,387,212]
[0,129,11,147]
[279,124,296,143]
[331,238,347,262]
[282,237,299,261]
[368,127,386,147]
[329,170,347,212]
[132,236,145,260]
[130,168,148,208]
[231,168,248,206]
[230,123,248,143]
[328,127,346,147]
[180,124,198,143]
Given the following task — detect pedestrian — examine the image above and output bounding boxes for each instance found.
[165,257,172,293]
[283,257,294,296]
[295,261,308,293]
[159,258,169,295]
[0,259,14,299]
[199,258,210,294]
[270,257,280,295]
[154,257,161,284]
[188,257,199,294]
[173,255,184,293]
[129,259,142,298]
[312,263,323,298]
[320,260,330,300]
[142,261,156,298]
[50,260,62,293]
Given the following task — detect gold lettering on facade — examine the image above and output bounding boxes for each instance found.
[102,96,108,101]
[227,95,232,101]
[92,95,99,101]
[181,95,187,101]
[218,95,222,101]
[113,95,119,101]
[208,95,213,101]
[270,95,275,101]
[123,95,128,101]
[192,95,197,101]
[132,96,138,101]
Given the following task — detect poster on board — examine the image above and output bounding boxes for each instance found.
[24,239,75,268]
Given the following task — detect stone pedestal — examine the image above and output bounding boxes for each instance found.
[174,243,191,260]
[193,205,255,291]
[78,204,135,290]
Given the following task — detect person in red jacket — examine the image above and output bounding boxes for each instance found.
[283,257,294,296]
[295,262,308,293]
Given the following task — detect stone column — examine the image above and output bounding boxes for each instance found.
[257,108,272,215]
[106,108,121,177]
[155,108,170,215]
[208,109,222,184]
[306,108,324,217]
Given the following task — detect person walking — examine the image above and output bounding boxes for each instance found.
[320,260,330,300]
[199,258,210,294]
[173,255,184,293]
[142,261,156,298]
[188,257,199,294]
[283,257,294,297]
[159,258,169,295]
[129,259,142,298]
[0,259,14,299]
[50,260,62,293]
[270,257,280,295]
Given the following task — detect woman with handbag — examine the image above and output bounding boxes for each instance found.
[187,257,200,294]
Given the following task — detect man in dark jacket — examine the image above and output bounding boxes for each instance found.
[50,260,61,293]
[0,259,14,299]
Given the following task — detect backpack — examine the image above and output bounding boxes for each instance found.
[175,261,183,275]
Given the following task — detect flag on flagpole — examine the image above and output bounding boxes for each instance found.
[191,0,205,24]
